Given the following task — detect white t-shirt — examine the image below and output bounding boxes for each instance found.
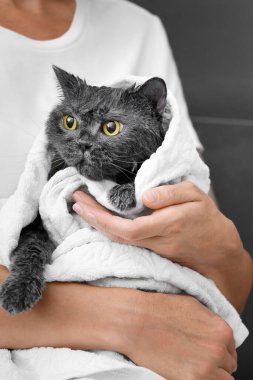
[0,0,201,206]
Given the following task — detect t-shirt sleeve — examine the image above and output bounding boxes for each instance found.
[136,14,203,150]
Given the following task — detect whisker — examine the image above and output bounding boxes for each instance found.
[100,158,103,179]
[113,158,144,164]
[112,163,136,175]
[112,152,143,158]
[110,162,133,181]
[51,158,65,165]
[51,160,66,171]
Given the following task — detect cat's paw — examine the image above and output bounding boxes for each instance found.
[0,274,44,315]
[108,183,136,211]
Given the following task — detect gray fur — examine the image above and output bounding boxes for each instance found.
[0,215,54,314]
[0,66,170,314]
[47,67,168,184]
[109,183,136,211]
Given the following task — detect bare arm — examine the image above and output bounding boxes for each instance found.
[206,185,253,312]
[0,265,237,379]
[0,265,121,350]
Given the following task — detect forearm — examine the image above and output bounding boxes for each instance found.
[0,265,135,351]
[199,248,253,314]
[0,266,237,379]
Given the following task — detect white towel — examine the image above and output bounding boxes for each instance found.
[0,76,248,380]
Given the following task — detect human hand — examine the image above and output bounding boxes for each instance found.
[72,183,252,312]
[72,182,241,268]
[118,292,237,380]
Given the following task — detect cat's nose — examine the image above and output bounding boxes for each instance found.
[78,140,93,151]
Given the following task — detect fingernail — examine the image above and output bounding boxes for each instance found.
[73,202,83,214]
[143,189,158,203]
[72,192,82,202]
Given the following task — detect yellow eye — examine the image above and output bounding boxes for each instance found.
[102,120,121,136]
[63,115,77,130]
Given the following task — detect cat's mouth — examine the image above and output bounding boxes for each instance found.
[76,153,93,167]
[76,159,90,170]
[76,158,101,180]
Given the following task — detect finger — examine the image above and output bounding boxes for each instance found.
[227,340,237,371]
[220,350,237,375]
[72,191,108,212]
[72,201,154,240]
[216,368,235,379]
[72,201,174,241]
[142,181,204,209]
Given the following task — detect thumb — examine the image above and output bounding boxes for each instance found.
[142,181,204,209]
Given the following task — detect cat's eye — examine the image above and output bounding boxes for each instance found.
[63,115,77,130]
[102,120,121,136]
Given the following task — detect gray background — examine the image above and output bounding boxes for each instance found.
[130,1,253,378]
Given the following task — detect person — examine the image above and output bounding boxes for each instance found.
[0,0,252,379]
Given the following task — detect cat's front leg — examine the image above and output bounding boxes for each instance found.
[108,183,136,211]
[0,217,54,314]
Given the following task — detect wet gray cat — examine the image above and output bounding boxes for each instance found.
[0,66,169,314]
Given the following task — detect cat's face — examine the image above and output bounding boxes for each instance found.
[46,66,169,182]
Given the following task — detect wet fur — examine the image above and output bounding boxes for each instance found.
[0,67,169,314]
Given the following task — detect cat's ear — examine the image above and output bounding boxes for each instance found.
[138,77,167,113]
[52,65,86,98]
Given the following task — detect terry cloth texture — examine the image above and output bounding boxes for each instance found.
[0,76,248,380]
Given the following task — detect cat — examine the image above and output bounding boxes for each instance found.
[0,66,170,314]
